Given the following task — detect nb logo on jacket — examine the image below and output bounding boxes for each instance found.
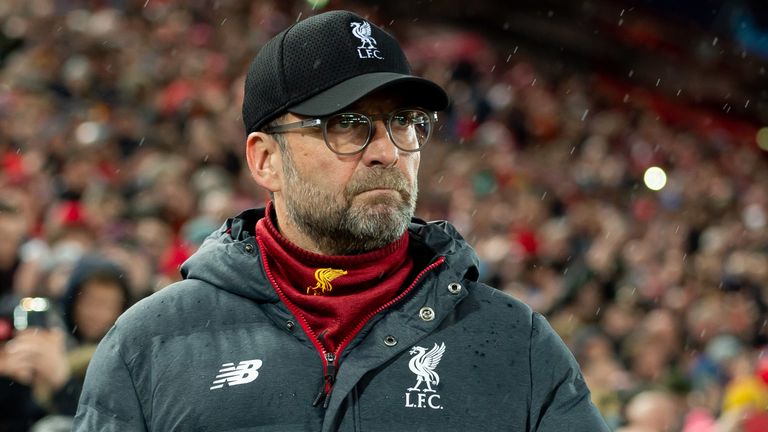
[405,342,445,410]
[209,359,263,390]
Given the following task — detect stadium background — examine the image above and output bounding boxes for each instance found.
[1,0,768,430]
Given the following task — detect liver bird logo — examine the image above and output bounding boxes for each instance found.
[306,268,347,295]
[407,342,446,392]
[350,21,377,49]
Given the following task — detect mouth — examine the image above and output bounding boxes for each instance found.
[357,188,399,195]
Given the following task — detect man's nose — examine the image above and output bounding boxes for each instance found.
[361,120,399,167]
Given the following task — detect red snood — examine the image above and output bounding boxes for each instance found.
[255,204,413,354]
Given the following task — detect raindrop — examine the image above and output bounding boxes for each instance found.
[143,0,150,7]
[506,54,512,63]
[570,146,576,154]
[490,64,496,72]
[682,253,687,262]
[389,20,394,26]
[541,191,547,200]
[531,78,536,86]
[513,46,518,54]
[471,209,478,217]
[628,69,634,77]
[563,267,569,275]
[623,93,630,103]
[745,99,750,108]
[437,175,444,183]
[676,89,681,96]
[712,37,718,46]
[296,12,302,22]
[581,109,589,121]
[139,137,145,146]
[503,22,510,30]
[655,78,661,87]
[220,18,227,26]
[547,10,554,18]
[620,9,625,17]
[618,18,623,26]
[595,307,601,316]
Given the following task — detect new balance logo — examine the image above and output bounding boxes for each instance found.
[209,359,262,390]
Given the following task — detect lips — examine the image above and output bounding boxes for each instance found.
[345,170,411,200]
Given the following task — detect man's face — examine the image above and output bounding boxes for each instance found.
[275,93,421,255]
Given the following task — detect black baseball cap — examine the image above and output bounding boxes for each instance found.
[242,10,449,134]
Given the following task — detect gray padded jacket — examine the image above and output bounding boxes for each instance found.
[74,208,609,431]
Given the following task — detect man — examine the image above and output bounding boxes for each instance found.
[74,10,609,431]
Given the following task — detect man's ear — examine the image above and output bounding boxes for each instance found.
[245,132,282,193]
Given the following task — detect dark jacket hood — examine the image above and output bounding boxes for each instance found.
[180,208,480,303]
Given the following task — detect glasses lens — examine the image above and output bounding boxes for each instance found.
[389,109,432,151]
[324,113,371,154]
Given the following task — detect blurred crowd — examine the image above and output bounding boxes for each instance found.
[1,1,767,431]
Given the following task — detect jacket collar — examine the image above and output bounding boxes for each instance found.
[180,207,480,305]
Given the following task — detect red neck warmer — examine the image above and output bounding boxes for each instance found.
[255,205,413,355]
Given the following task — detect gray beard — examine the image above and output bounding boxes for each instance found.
[281,150,416,255]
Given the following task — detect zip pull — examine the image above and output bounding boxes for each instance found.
[312,352,337,408]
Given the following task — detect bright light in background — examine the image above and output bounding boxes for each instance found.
[757,127,768,151]
[643,166,667,191]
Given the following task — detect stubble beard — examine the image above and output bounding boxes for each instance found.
[281,149,417,255]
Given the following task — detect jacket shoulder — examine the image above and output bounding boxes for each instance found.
[112,279,230,342]
[463,281,535,322]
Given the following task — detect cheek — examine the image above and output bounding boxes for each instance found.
[293,154,358,191]
[402,155,420,182]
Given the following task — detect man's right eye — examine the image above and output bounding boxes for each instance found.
[330,115,364,131]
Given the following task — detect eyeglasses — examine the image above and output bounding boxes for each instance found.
[262,108,437,156]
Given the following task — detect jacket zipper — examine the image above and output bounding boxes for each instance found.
[257,237,446,409]
[312,351,336,408]
[257,238,337,407]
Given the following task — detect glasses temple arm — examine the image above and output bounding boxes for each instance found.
[263,118,322,133]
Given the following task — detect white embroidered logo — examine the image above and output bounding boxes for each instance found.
[350,21,383,59]
[209,359,262,390]
[405,342,445,409]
